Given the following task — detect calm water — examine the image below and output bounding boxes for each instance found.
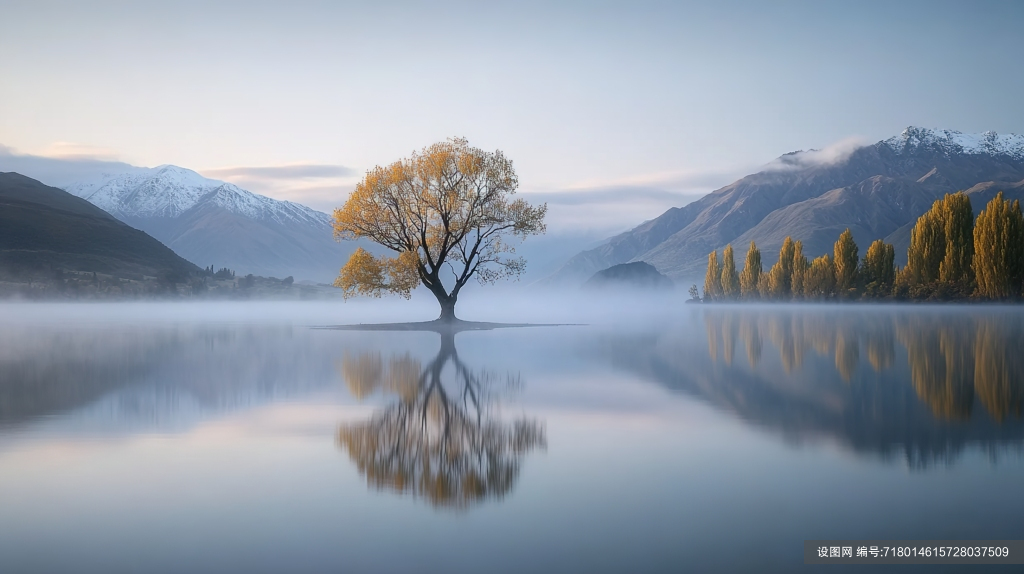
[1,301,1023,573]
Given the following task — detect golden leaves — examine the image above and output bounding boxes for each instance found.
[334,247,422,299]
[332,137,546,303]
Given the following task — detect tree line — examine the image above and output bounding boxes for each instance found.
[701,192,1024,302]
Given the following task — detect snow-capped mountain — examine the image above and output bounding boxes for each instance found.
[63,164,363,282]
[65,165,330,227]
[883,127,1024,159]
[545,126,1024,284]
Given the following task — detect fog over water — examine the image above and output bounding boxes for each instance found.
[1,297,1023,573]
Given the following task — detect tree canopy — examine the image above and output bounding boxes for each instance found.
[333,138,547,320]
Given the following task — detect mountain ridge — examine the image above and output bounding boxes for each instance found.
[546,127,1024,284]
[62,164,364,281]
[0,172,198,281]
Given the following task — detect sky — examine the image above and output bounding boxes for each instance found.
[2,0,1024,233]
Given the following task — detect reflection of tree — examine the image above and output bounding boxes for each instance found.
[897,319,974,420]
[739,317,762,367]
[974,322,1024,422]
[834,332,859,382]
[703,310,1024,423]
[337,333,545,509]
[768,314,805,373]
[866,326,895,372]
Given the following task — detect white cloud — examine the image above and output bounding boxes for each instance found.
[0,144,140,188]
[200,163,360,212]
[202,163,356,179]
[764,136,867,171]
[518,165,751,234]
[39,141,123,161]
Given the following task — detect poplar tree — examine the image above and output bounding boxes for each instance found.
[938,192,974,287]
[804,255,836,299]
[861,239,896,297]
[791,240,808,299]
[833,228,859,297]
[766,237,796,299]
[974,192,1024,299]
[904,204,946,287]
[903,193,974,295]
[720,244,740,299]
[739,241,762,299]
[704,250,722,301]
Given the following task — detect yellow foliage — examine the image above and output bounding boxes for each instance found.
[332,138,546,310]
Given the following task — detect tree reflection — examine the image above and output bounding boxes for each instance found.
[336,332,546,509]
[897,318,974,420]
[974,321,1024,422]
[703,310,1024,423]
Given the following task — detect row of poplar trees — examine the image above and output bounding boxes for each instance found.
[702,192,1024,301]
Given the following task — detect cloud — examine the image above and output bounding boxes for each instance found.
[526,186,704,207]
[764,136,867,171]
[39,141,122,161]
[0,144,141,188]
[202,164,360,213]
[518,165,751,234]
[562,166,753,194]
[202,163,356,179]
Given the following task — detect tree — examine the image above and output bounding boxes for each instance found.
[688,284,701,301]
[704,250,722,301]
[333,138,547,321]
[902,193,974,295]
[791,240,808,299]
[904,204,946,289]
[939,192,974,287]
[803,254,835,299]
[720,244,739,299]
[766,237,796,300]
[739,241,762,299]
[861,239,895,297]
[974,192,1024,299]
[833,228,859,297]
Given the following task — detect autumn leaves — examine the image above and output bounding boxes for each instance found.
[702,192,1024,302]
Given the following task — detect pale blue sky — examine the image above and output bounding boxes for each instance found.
[2,0,1022,230]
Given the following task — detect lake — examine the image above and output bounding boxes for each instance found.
[1,300,1022,573]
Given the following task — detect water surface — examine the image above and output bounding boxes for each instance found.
[1,302,1022,573]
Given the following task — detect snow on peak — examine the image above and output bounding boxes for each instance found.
[202,183,330,227]
[883,127,1024,158]
[63,164,331,227]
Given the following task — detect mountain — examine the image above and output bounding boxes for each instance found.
[583,262,674,289]
[547,127,1024,284]
[63,165,364,282]
[0,172,198,279]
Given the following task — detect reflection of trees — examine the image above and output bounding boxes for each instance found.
[866,327,895,372]
[834,332,859,382]
[337,333,546,509]
[974,322,1024,422]
[897,319,974,420]
[739,317,762,367]
[703,310,1024,423]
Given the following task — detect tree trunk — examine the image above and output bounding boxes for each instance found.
[436,295,458,322]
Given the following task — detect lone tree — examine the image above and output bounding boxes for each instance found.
[333,138,547,321]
